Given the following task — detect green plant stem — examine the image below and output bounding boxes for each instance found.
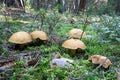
[80,14,89,40]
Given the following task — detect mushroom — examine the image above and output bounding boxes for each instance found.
[8,31,32,49]
[30,30,48,45]
[62,38,86,54]
[69,18,77,24]
[54,52,62,59]
[67,28,87,39]
[88,55,112,68]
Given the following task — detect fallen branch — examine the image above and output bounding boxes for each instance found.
[9,50,42,60]
[0,51,42,73]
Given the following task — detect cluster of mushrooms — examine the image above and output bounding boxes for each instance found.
[61,28,112,68]
[8,30,48,48]
[62,28,87,54]
[8,28,112,69]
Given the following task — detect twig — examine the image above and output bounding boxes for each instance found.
[92,58,108,72]
[33,59,40,68]
[8,51,42,60]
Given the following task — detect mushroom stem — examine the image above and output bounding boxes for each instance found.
[71,49,76,54]
[19,44,25,48]
[35,38,43,45]
[36,38,41,42]
[73,37,79,39]
[16,44,25,49]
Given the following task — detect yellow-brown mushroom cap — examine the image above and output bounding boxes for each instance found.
[67,28,87,38]
[9,31,32,44]
[62,38,86,50]
[30,30,48,40]
[88,55,112,68]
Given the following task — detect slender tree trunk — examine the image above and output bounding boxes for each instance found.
[71,0,75,13]
[19,0,25,12]
[108,0,119,15]
[78,0,86,12]
[74,0,79,13]
[116,0,120,15]
[64,0,68,11]
[36,0,40,10]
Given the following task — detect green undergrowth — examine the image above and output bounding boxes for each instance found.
[0,11,120,80]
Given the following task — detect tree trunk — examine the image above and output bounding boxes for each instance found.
[70,0,75,13]
[14,0,20,8]
[108,0,120,15]
[36,0,40,10]
[20,0,25,10]
[116,0,120,15]
[64,0,68,11]
[74,0,79,13]
[78,0,86,12]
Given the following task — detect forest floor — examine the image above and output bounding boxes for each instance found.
[0,8,120,80]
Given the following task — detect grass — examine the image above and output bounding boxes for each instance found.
[0,10,120,80]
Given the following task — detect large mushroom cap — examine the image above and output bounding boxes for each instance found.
[30,30,48,40]
[9,31,32,44]
[67,28,87,38]
[62,38,86,50]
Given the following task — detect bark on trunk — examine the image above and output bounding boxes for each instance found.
[78,0,86,12]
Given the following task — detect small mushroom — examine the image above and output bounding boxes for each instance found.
[67,28,87,39]
[88,55,112,68]
[30,30,48,45]
[62,38,86,54]
[30,30,48,40]
[54,52,62,59]
[8,31,32,49]
[69,18,77,24]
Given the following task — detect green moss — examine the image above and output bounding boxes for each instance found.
[0,10,119,80]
